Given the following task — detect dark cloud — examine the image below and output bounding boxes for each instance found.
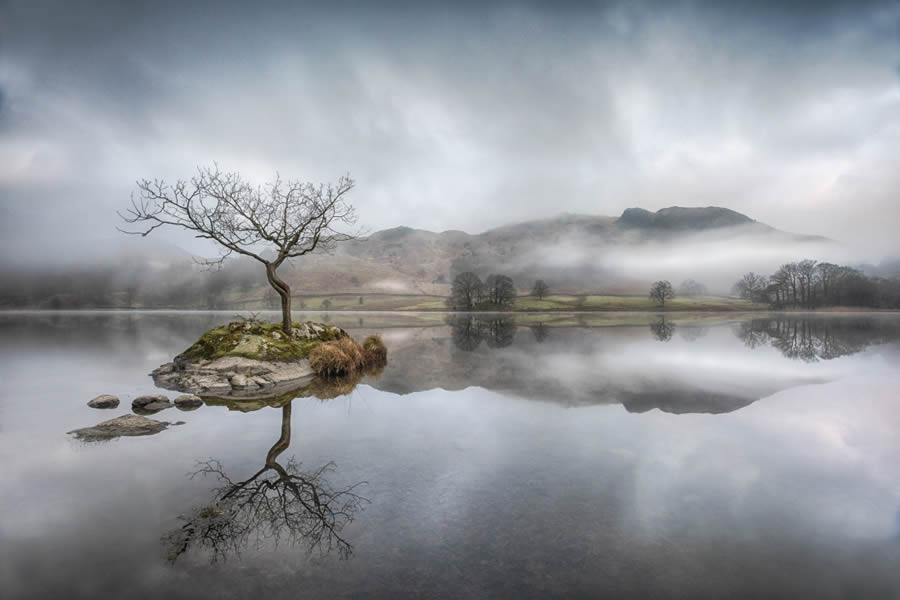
[1,0,899,262]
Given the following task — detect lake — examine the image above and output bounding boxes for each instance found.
[1,311,899,599]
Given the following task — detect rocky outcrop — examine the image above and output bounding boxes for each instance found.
[87,394,119,409]
[67,414,171,442]
[132,394,172,414]
[150,320,344,398]
[153,355,316,397]
[174,394,203,410]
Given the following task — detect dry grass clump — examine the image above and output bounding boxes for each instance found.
[362,334,387,366]
[309,337,364,376]
[308,334,388,377]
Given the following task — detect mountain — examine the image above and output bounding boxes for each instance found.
[618,206,755,230]
[278,206,834,296]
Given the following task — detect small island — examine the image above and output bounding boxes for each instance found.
[152,318,387,398]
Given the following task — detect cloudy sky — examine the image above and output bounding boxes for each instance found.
[1,0,899,262]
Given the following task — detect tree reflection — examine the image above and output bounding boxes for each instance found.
[530,323,549,343]
[678,326,708,342]
[446,315,517,350]
[649,317,675,342]
[450,315,484,351]
[483,317,516,348]
[733,316,897,361]
[164,402,367,563]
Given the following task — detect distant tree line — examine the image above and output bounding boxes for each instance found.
[0,258,265,310]
[447,272,517,310]
[733,259,900,309]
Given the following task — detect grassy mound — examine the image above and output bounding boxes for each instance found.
[179,320,347,362]
[362,334,388,364]
[309,334,389,377]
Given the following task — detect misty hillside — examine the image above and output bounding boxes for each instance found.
[282,206,834,296]
[1,206,840,308]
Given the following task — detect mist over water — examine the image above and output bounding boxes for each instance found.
[1,311,899,598]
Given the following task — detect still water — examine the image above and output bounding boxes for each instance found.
[1,311,899,598]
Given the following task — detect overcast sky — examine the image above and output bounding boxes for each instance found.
[1,0,899,262]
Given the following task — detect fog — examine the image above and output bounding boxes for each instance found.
[2,0,899,268]
[502,225,842,292]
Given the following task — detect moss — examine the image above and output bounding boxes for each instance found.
[179,320,349,362]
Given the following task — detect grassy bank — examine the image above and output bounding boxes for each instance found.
[257,293,765,313]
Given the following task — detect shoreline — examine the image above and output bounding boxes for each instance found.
[2,307,898,315]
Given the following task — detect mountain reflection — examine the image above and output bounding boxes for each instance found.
[164,402,367,563]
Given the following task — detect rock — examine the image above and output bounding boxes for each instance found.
[67,414,170,442]
[152,345,317,398]
[132,394,172,414]
[87,394,119,409]
[174,394,203,411]
[252,376,274,389]
[154,362,175,375]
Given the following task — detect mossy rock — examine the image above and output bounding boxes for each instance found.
[178,320,348,363]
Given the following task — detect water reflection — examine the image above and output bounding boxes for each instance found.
[371,314,900,413]
[648,316,674,342]
[734,315,900,361]
[164,402,367,563]
[2,312,900,597]
[447,314,517,350]
[530,323,549,343]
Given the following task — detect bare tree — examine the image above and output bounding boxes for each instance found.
[816,262,841,305]
[797,259,818,309]
[531,279,550,300]
[119,165,358,334]
[448,272,484,311]
[649,280,675,308]
[733,272,768,303]
[483,274,516,307]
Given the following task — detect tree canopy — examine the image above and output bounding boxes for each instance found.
[649,280,675,307]
[484,274,516,307]
[119,165,358,332]
[448,272,484,311]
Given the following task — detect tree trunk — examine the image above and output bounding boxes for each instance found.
[266,404,292,467]
[266,264,293,334]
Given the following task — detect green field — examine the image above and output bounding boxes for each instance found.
[513,294,766,312]
[231,292,764,313]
